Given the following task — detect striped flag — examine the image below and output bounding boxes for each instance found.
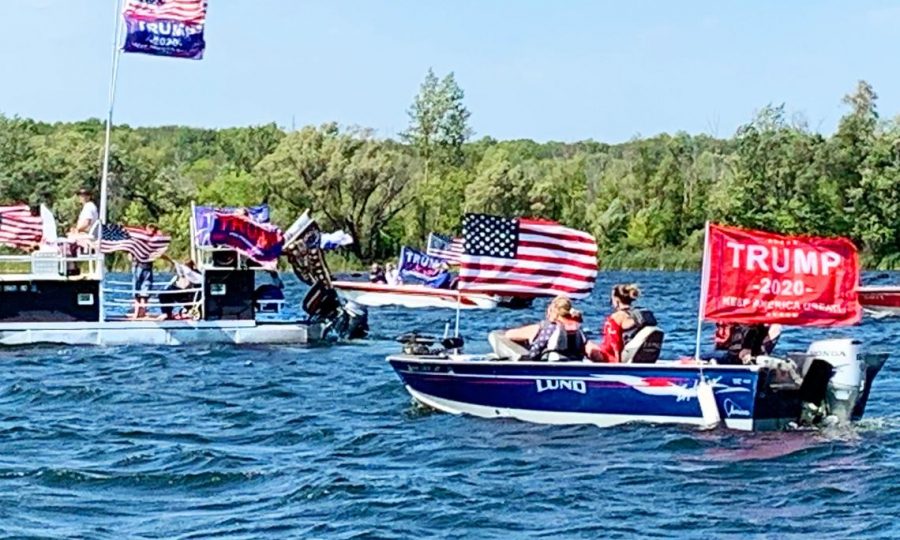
[101,224,171,263]
[459,214,598,299]
[426,232,464,263]
[123,0,208,24]
[0,205,43,250]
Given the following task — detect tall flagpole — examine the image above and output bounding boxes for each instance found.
[100,0,125,224]
[98,0,124,327]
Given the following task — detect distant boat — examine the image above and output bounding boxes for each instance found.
[857,285,900,317]
[332,281,499,310]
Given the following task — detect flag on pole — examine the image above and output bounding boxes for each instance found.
[701,223,861,326]
[101,224,171,263]
[0,205,43,250]
[426,232,464,263]
[123,0,209,59]
[459,214,598,298]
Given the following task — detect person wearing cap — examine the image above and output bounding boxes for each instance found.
[73,188,98,234]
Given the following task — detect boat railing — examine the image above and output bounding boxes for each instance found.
[101,279,205,314]
[0,240,101,280]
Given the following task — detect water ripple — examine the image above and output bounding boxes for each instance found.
[0,271,897,538]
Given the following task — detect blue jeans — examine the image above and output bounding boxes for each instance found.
[133,263,153,300]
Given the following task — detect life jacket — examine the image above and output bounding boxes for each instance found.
[715,324,768,358]
[621,307,657,344]
[545,319,587,361]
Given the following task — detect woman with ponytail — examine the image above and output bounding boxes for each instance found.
[587,283,653,363]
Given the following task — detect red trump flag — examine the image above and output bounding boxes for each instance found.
[702,224,861,326]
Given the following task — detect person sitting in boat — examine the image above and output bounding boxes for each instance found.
[160,256,203,320]
[71,188,98,235]
[369,263,387,284]
[587,283,657,363]
[488,296,586,361]
[385,262,403,286]
[429,261,455,289]
[714,323,782,365]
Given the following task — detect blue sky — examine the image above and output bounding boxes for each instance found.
[1,0,898,142]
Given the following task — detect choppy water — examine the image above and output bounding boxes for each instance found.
[1,271,898,539]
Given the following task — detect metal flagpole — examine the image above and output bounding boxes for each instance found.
[98,0,125,326]
[693,221,711,360]
[693,220,720,428]
[100,0,124,225]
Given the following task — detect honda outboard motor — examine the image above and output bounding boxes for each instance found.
[805,339,866,423]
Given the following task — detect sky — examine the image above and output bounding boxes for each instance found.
[0,0,898,143]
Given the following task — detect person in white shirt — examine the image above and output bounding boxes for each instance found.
[73,188,98,234]
[385,262,403,286]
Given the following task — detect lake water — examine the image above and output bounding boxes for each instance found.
[1,271,898,538]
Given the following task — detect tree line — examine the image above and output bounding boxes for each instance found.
[1,74,898,269]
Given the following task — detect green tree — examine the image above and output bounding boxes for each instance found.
[257,124,413,261]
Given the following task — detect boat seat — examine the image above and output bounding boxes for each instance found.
[620,326,664,364]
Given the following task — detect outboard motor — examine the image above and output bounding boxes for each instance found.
[805,339,866,424]
[330,300,369,340]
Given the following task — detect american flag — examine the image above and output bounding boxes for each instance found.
[101,224,171,263]
[0,205,43,250]
[123,0,208,24]
[459,214,598,299]
[426,232,464,263]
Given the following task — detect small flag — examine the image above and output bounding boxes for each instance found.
[459,214,598,298]
[0,205,43,250]
[101,224,170,263]
[426,232,464,263]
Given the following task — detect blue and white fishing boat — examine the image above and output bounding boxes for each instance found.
[388,336,887,431]
[387,219,888,431]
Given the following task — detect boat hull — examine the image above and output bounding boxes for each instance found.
[333,281,499,310]
[858,286,900,316]
[0,320,322,346]
[388,355,805,431]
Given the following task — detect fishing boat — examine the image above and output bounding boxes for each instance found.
[387,335,887,431]
[0,210,348,347]
[387,220,884,431]
[857,285,900,316]
[332,281,499,310]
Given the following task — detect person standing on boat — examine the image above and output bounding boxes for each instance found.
[587,284,656,363]
[489,296,585,361]
[130,225,160,319]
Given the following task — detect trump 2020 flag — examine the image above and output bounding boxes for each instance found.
[398,246,448,286]
[459,214,598,299]
[208,213,284,264]
[123,0,208,59]
[701,223,861,326]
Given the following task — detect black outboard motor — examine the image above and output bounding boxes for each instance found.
[331,300,369,340]
[301,281,369,340]
[282,213,368,340]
